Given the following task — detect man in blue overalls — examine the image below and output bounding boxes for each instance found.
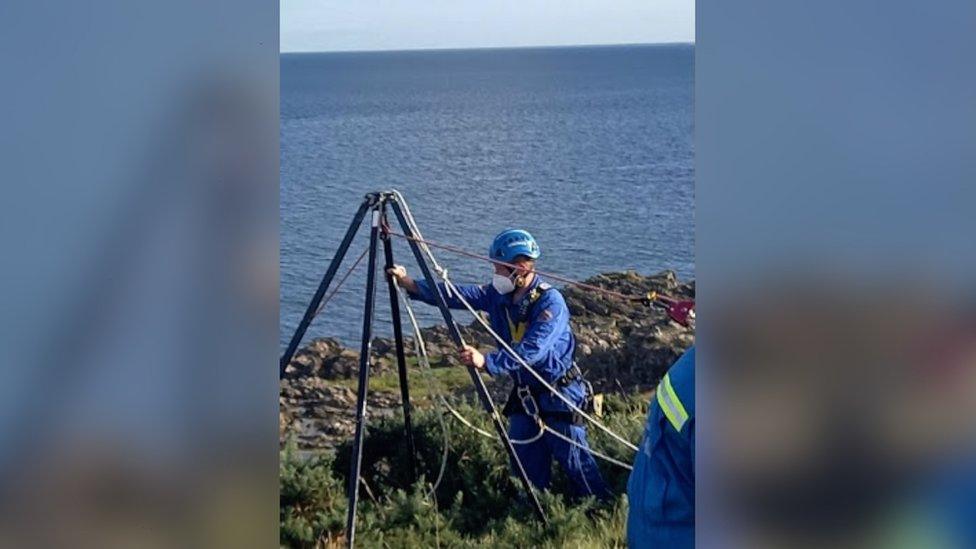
[627,346,695,548]
[388,228,611,500]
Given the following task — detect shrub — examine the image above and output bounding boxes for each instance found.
[280,441,348,546]
[280,393,647,548]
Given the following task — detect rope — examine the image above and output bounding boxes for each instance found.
[389,191,638,451]
[398,281,545,446]
[443,277,640,453]
[389,189,640,461]
[440,400,496,440]
[439,387,629,468]
[384,229,692,311]
[312,246,370,319]
[395,280,451,498]
[541,424,634,471]
[509,421,547,445]
[391,189,445,273]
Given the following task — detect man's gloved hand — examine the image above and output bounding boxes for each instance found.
[459,345,486,369]
[387,264,408,281]
[386,264,419,293]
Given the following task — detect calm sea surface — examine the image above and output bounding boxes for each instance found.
[281,44,694,347]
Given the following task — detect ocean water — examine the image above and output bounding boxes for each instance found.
[281,44,694,347]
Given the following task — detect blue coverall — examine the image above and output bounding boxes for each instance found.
[410,276,611,499]
[627,346,695,548]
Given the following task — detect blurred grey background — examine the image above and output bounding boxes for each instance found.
[698,0,976,547]
[0,1,277,547]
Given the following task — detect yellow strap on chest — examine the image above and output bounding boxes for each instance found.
[507,314,527,343]
[507,287,543,344]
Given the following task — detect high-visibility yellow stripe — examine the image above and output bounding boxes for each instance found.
[656,373,689,432]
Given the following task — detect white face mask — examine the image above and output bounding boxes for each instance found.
[492,273,516,294]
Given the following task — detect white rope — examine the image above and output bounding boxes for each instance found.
[392,189,445,273]
[442,277,640,453]
[397,281,543,446]
[399,266,632,467]
[441,401,496,439]
[442,394,629,468]
[511,424,547,445]
[390,188,639,453]
[398,265,632,471]
[394,280,450,498]
[391,194,534,441]
[436,377,544,445]
[541,425,634,471]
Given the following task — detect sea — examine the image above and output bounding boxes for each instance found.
[281,44,694,348]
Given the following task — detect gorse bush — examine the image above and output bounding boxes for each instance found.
[280,393,648,548]
[280,445,347,546]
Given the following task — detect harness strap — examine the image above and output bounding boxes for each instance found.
[505,283,549,343]
[502,365,592,426]
[503,387,586,426]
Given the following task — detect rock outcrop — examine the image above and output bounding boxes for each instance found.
[281,270,694,450]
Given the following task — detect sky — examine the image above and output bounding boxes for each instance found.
[281,0,695,53]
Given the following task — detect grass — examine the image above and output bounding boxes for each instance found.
[328,363,480,403]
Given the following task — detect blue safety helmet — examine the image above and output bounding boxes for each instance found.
[489,229,541,263]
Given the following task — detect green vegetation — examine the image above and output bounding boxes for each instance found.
[327,365,476,404]
[280,394,648,548]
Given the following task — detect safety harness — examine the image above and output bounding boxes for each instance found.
[503,283,547,344]
[500,282,596,426]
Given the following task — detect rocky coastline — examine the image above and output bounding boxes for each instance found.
[280,270,695,450]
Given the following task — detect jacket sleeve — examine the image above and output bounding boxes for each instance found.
[484,291,569,378]
[409,279,491,311]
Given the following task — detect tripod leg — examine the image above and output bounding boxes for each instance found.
[381,205,418,481]
[387,198,549,525]
[279,195,374,378]
[346,204,383,548]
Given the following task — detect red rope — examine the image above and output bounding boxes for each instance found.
[384,230,695,321]
[313,247,370,319]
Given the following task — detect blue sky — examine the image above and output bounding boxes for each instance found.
[281,0,694,53]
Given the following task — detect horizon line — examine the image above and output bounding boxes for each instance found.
[280,40,695,55]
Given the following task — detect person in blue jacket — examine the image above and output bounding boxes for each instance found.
[388,228,611,500]
[627,346,695,548]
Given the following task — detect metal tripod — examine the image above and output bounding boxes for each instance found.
[279,191,548,547]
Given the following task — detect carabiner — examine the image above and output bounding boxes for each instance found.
[517,385,540,418]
